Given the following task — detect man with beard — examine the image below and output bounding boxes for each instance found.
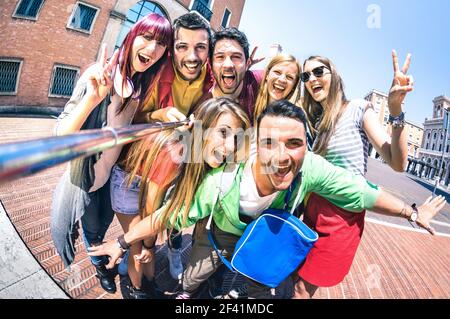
[89,100,445,299]
[194,27,264,123]
[138,12,214,122]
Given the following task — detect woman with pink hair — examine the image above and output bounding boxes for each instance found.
[51,13,172,298]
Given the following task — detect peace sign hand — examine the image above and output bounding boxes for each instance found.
[388,50,414,116]
[247,46,266,69]
[85,43,119,105]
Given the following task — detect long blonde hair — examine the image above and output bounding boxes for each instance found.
[125,97,250,231]
[301,56,348,156]
[253,54,301,121]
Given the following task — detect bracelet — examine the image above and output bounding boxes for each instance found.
[388,112,405,128]
[117,234,131,251]
[399,203,407,218]
[142,240,155,250]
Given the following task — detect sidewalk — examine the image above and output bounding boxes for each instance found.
[0,117,448,299]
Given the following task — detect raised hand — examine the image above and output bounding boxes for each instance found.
[85,43,119,105]
[247,46,265,69]
[416,195,447,235]
[388,50,414,116]
[87,240,123,269]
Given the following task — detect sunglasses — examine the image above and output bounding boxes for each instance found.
[300,66,330,83]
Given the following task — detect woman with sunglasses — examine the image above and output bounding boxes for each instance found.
[51,13,172,296]
[293,51,414,298]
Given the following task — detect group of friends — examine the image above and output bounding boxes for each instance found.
[50,12,446,299]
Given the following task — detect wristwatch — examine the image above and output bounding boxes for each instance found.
[409,203,418,223]
[388,112,405,128]
[117,234,131,253]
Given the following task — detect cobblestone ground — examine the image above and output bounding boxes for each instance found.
[0,117,448,299]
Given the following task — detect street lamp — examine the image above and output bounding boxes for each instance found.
[432,108,449,196]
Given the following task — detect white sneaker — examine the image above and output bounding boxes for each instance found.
[167,248,183,280]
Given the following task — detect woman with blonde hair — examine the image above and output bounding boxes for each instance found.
[106,97,250,297]
[293,51,413,298]
[253,54,301,121]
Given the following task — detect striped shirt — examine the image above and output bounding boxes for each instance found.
[323,99,370,176]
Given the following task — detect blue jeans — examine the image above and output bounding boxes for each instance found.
[81,179,115,266]
[168,228,182,249]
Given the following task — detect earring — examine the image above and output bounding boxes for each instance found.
[112,64,134,98]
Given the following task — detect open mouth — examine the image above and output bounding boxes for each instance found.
[213,150,227,163]
[138,53,151,65]
[273,83,286,94]
[312,84,323,94]
[222,74,236,88]
[184,62,200,72]
[275,165,291,176]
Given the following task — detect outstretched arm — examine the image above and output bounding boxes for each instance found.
[88,212,163,269]
[306,152,446,235]
[371,192,445,235]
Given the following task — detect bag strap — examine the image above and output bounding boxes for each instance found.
[284,172,301,210]
[289,172,303,215]
[205,164,240,272]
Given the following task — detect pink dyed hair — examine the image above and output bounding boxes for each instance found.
[116,13,173,113]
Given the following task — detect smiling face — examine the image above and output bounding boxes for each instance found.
[303,60,332,103]
[203,112,244,168]
[173,27,209,82]
[212,38,248,97]
[267,61,299,103]
[130,32,167,74]
[255,115,306,194]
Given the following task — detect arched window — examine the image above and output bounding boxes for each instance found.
[115,1,168,49]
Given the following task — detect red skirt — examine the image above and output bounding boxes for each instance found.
[298,193,365,287]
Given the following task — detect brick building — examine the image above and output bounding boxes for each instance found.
[0,0,246,113]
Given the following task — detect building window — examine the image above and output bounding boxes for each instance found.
[191,0,213,21]
[13,0,45,20]
[221,8,232,28]
[67,2,99,34]
[0,59,22,95]
[434,132,437,139]
[447,145,449,153]
[115,1,168,50]
[126,0,167,23]
[439,145,442,152]
[49,65,79,97]
[432,144,435,150]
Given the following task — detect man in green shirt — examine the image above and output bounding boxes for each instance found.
[88,100,445,298]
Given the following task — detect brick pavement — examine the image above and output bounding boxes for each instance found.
[0,117,448,299]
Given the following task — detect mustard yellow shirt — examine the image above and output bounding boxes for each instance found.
[140,63,207,119]
[172,63,207,115]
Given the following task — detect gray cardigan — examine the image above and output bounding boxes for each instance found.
[50,78,111,267]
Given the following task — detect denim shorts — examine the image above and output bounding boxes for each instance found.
[110,165,141,215]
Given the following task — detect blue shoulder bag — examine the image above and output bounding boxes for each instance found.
[206,172,318,288]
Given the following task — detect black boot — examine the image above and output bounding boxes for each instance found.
[129,285,151,299]
[95,264,117,294]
